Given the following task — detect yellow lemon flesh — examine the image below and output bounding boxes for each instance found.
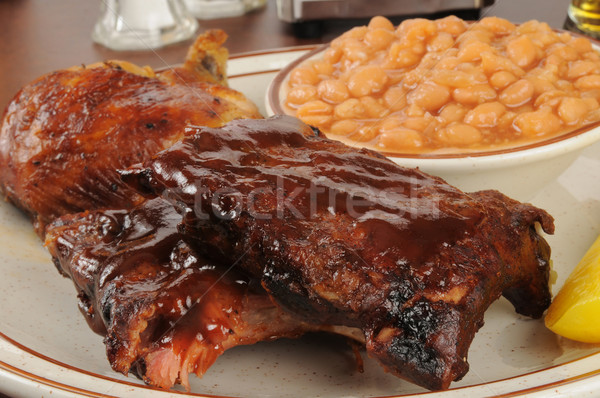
[545,235,600,343]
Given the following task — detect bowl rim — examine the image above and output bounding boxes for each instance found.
[267,37,600,161]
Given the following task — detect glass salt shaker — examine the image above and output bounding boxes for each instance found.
[92,0,199,51]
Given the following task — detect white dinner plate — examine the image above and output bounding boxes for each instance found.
[1,47,600,398]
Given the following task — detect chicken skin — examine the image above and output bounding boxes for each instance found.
[0,30,261,235]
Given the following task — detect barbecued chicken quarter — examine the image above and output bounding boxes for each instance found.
[45,197,362,391]
[122,115,555,391]
[0,29,261,236]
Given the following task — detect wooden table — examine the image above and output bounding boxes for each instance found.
[0,0,573,112]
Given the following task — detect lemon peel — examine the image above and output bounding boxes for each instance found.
[545,235,600,343]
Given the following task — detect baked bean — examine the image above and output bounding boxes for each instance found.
[570,37,593,53]
[567,60,598,79]
[411,42,426,56]
[497,111,517,131]
[534,90,567,108]
[378,117,403,132]
[406,103,426,117]
[296,100,333,127]
[518,103,535,113]
[490,71,518,89]
[558,97,591,124]
[435,15,467,36]
[368,16,394,31]
[541,62,560,79]
[580,89,600,101]
[336,68,353,83]
[427,32,455,52]
[536,104,553,114]
[400,69,422,89]
[386,43,420,69]
[360,96,388,118]
[344,26,368,40]
[457,29,493,47]
[517,20,549,35]
[342,39,369,63]
[456,63,487,82]
[317,79,350,104]
[559,32,572,43]
[334,98,366,119]
[583,97,599,110]
[438,123,483,145]
[513,110,562,136]
[397,18,436,42]
[585,51,600,62]
[286,85,318,107]
[323,47,342,64]
[584,108,600,124]
[548,43,579,62]
[351,124,380,142]
[377,125,424,151]
[289,67,319,86]
[457,41,493,62]
[528,31,560,49]
[464,102,506,128]
[310,60,335,77]
[435,55,460,70]
[481,52,525,77]
[556,79,574,91]
[575,74,600,90]
[365,28,396,51]
[544,54,565,69]
[385,69,405,86]
[383,86,407,111]
[347,65,389,97]
[479,16,516,34]
[499,79,534,107]
[329,36,344,50]
[330,119,360,136]
[408,82,450,112]
[557,63,570,79]
[419,52,443,71]
[526,75,556,96]
[453,84,497,105]
[431,69,486,88]
[403,115,434,131]
[506,35,538,69]
[285,15,600,153]
[438,103,467,124]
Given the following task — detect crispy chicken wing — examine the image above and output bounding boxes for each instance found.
[0,30,261,235]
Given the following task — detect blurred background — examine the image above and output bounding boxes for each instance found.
[0,0,582,111]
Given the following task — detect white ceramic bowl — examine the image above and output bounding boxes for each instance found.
[384,128,600,200]
[266,45,600,201]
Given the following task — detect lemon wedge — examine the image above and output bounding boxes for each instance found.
[545,235,600,343]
